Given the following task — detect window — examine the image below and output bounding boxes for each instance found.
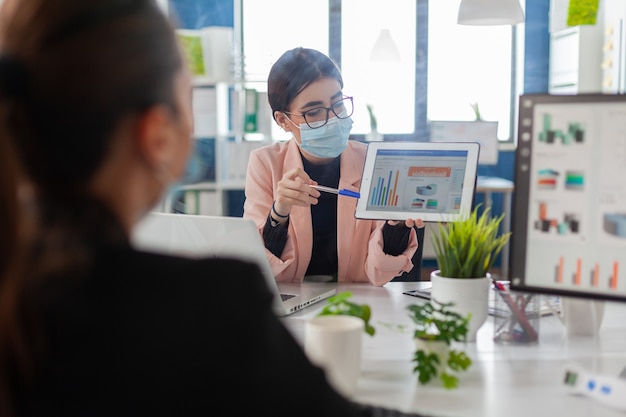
[427,0,520,142]
[242,0,328,83]
[241,0,521,143]
[241,0,328,141]
[341,0,416,135]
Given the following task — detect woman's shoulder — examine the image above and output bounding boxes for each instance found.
[102,245,270,293]
[249,139,300,169]
[344,140,367,163]
[251,139,291,157]
[346,139,367,154]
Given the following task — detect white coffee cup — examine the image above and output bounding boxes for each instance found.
[561,297,605,337]
[304,315,363,397]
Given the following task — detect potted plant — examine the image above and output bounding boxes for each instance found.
[317,292,472,389]
[316,291,376,336]
[407,298,472,389]
[430,204,512,341]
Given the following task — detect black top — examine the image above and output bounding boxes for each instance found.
[11,201,429,417]
[303,156,340,276]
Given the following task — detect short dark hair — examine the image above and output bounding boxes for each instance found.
[267,47,343,121]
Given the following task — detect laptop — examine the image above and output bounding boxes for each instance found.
[130,212,336,316]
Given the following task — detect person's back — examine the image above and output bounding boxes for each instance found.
[17,214,348,416]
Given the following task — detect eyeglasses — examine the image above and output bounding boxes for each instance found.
[283,96,354,129]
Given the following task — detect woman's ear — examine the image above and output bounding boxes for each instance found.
[274,111,292,133]
[135,105,175,169]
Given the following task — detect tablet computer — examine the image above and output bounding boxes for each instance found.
[355,141,480,222]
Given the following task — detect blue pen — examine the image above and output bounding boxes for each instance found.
[310,184,360,199]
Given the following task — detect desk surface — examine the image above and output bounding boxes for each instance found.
[282,282,626,417]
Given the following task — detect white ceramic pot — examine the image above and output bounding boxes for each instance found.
[415,338,450,365]
[304,315,363,397]
[430,270,490,342]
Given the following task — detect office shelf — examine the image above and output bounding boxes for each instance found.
[156,79,272,216]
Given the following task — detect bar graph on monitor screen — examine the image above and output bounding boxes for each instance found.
[512,94,626,302]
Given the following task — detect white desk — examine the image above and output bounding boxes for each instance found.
[283,282,626,417]
[476,176,514,280]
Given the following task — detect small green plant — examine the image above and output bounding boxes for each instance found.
[366,104,378,131]
[470,102,482,121]
[432,204,511,278]
[407,298,472,389]
[317,291,375,336]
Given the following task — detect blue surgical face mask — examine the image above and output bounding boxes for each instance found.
[296,115,353,159]
[160,141,206,212]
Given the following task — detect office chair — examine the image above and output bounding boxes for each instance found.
[391,225,425,282]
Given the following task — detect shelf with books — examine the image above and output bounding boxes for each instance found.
[158,134,270,216]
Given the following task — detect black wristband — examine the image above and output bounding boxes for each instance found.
[269,216,281,227]
[272,201,289,218]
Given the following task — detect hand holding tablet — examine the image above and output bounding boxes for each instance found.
[355,141,480,222]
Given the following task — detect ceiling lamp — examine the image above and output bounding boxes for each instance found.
[457,0,525,26]
[370,29,401,62]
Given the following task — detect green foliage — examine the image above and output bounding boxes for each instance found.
[366,104,378,130]
[566,0,599,26]
[317,291,375,336]
[439,372,459,389]
[407,299,473,389]
[431,204,511,278]
[413,350,439,384]
[176,33,206,76]
[407,300,470,343]
[470,102,482,121]
[448,350,472,372]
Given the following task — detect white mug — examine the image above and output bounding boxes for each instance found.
[561,297,605,337]
[304,315,363,397]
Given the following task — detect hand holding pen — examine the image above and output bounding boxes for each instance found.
[272,168,322,219]
[272,168,353,220]
[274,167,362,214]
[309,184,424,234]
[309,184,360,198]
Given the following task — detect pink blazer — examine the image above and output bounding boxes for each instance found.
[243,139,418,286]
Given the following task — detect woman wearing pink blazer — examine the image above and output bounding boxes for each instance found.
[244,47,424,286]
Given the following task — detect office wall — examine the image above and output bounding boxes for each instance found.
[169,0,233,28]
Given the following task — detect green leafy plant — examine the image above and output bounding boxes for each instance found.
[317,291,375,336]
[407,299,472,389]
[366,104,378,131]
[432,204,511,278]
[566,0,599,26]
[470,102,482,121]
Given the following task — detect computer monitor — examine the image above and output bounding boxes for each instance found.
[511,93,626,302]
[429,120,499,165]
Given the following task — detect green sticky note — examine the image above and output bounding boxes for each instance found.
[567,0,599,26]
[177,34,206,76]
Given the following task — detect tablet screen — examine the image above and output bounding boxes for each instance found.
[355,141,480,222]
